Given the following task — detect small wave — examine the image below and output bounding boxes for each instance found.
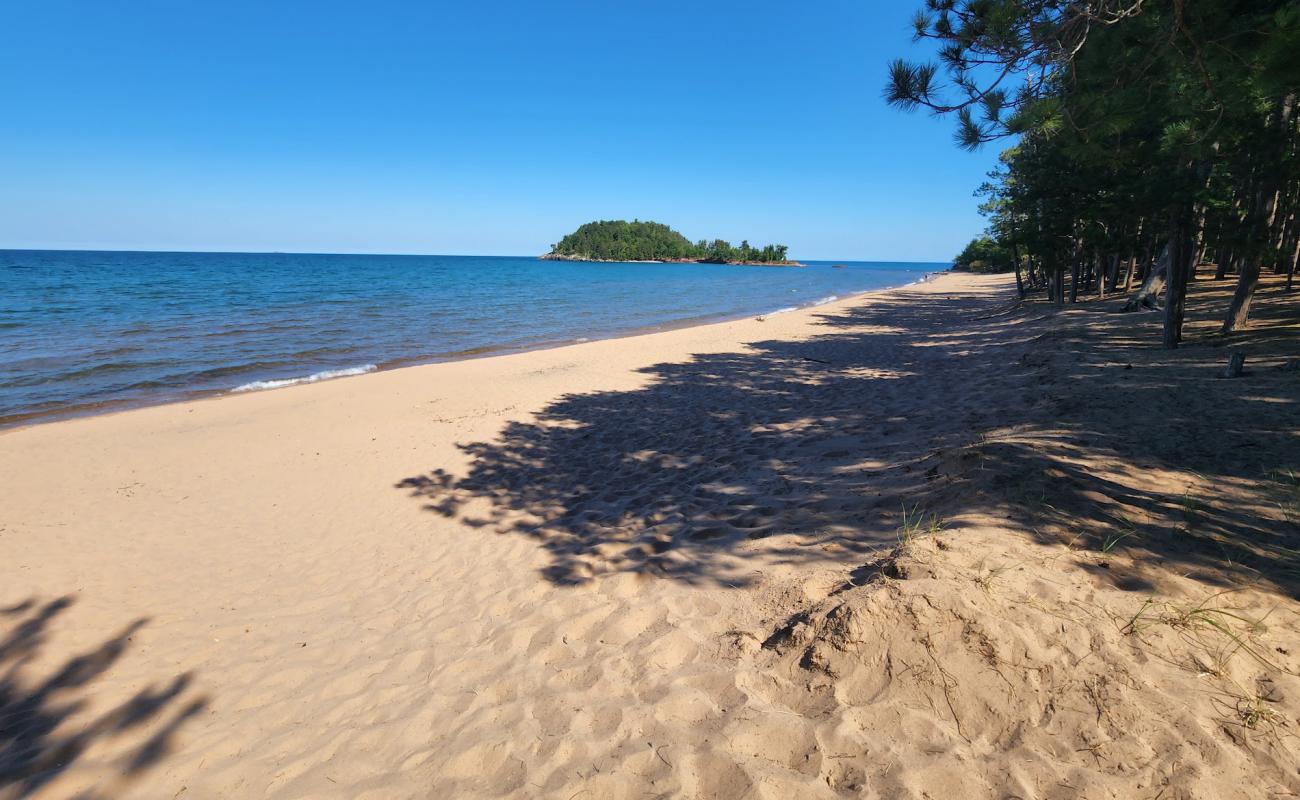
[811,295,839,306]
[30,360,161,385]
[232,364,377,393]
[767,306,799,315]
[195,361,293,381]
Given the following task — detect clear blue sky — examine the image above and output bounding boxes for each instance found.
[0,1,1000,261]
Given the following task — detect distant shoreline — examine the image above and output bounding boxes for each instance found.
[538,253,806,267]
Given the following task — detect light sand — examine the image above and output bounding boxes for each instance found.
[2,272,1298,798]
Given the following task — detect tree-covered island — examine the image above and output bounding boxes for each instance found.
[541,220,801,265]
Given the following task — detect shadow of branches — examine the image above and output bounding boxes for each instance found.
[397,277,1300,595]
[0,596,208,797]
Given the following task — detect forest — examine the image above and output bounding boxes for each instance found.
[545,220,792,264]
[894,1,1300,347]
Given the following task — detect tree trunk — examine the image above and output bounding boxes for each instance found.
[1288,233,1299,292]
[1280,211,1299,279]
[1191,228,1205,280]
[1164,203,1195,349]
[1045,250,1065,307]
[1137,235,1155,280]
[1123,245,1169,311]
[1124,230,1150,293]
[1225,94,1294,332]
[1224,252,1264,334]
[1010,240,1025,298]
[1214,246,1230,280]
[1068,239,1082,304]
[1269,207,1293,273]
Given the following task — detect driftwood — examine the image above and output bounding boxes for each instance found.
[1122,245,1170,311]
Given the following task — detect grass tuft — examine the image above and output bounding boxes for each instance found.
[972,559,1016,594]
[1267,467,1300,525]
[898,503,944,546]
[1120,589,1282,675]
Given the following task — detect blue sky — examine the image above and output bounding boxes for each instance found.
[0,1,1001,261]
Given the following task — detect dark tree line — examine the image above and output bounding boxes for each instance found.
[550,220,790,263]
[952,235,1014,272]
[695,238,791,264]
[892,1,1300,347]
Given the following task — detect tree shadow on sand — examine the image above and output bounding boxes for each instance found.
[397,278,1300,596]
[0,596,208,798]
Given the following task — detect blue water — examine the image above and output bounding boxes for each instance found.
[0,250,945,426]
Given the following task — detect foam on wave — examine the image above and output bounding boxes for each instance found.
[233,364,377,393]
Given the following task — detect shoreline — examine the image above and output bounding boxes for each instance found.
[0,270,942,434]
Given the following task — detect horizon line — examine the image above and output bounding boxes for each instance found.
[0,245,953,264]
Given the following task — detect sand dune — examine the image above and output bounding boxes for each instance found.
[2,272,1298,798]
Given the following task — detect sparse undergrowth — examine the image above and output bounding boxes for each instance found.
[1118,590,1283,676]
[896,503,944,547]
[1270,468,1300,526]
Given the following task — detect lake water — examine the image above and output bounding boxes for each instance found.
[0,250,946,427]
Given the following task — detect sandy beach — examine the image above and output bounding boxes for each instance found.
[3,271,1299,799]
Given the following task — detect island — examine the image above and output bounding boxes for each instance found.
[540,220,802,266]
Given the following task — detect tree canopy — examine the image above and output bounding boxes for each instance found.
[889,0,1300,346]
[954,235,1014,272]
[547,220,791,264]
